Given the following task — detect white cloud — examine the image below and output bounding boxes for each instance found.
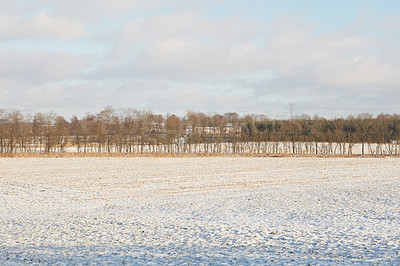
[1,1,400,117]
[27,0,167,22]
[0,12,86,40]
[0,48,95,83]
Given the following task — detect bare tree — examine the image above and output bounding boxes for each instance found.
[34,112,58,153]
[98,106,116,153]
[71,115,82,153]
[0,109,8,153]
[6,110,23,153]
[355,113,373,155]
[55,116,70,152]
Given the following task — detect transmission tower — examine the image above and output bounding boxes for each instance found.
[288,103,295,119]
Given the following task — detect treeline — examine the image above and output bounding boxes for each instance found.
[0,107,400,156]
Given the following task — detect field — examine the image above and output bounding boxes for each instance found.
[0,157,399,264]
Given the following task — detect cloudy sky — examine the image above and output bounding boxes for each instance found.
[1,0,400,119]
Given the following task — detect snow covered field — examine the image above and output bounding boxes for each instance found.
[0,157,399,264]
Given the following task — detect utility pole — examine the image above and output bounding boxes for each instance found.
[288,103,295,120]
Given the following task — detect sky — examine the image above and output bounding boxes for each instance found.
[1,0,400,119]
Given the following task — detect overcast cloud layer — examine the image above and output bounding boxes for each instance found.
[1,0,399,118]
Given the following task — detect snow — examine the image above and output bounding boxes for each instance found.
[0,157,399,264]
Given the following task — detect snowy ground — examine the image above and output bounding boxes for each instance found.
[0,157,399,264]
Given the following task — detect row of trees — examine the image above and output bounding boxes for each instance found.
[1,107,400,155]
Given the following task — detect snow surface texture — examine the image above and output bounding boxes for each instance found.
[0,157,399,264]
